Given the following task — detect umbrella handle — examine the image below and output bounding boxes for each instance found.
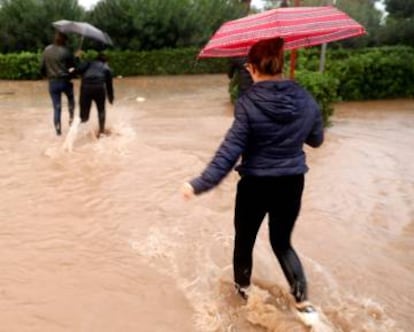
[78,35,84,50]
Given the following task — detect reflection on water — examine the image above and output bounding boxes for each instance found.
[0,76,413,332]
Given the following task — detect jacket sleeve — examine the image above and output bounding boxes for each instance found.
[305,99,324,148]
[105,66,114,102]
[40,55,47,78]
[190,102,249,194]
[75,61,90,75]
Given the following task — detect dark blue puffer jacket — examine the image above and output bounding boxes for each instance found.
[190,79,324,194]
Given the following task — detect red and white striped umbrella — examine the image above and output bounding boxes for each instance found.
[198,6,366,58]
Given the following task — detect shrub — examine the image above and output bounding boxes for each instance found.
[0,52,41,79]
[327,47,414,100]
[295,70,339,126]
[0,48,228,80]
[104,48,228,76]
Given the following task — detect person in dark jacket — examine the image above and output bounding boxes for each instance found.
[228,56,253,101]
[41,31,76,136]
[182,37,324,327]
[77,52,114,137]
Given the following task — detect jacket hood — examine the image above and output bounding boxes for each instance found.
[244,80,300,123]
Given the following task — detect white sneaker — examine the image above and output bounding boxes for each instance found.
[295,302,319,327]
[235,284,250,300]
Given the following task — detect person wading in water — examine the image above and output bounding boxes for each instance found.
[76,52,114,137]
[41,31,76,136]
[182,37,324,327]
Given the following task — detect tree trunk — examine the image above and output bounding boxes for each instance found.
[241,0,252,13]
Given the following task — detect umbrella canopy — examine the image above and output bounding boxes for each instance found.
[198,6,365,58]
[52,20,113,46]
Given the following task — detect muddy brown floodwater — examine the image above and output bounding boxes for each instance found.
[0,75,413,332]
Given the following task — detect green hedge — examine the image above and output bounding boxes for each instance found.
[294,46,414,100]
[105,48,228,76]
[0,52,41,79]
[0,48,228,80]
[326,46,414,100]
[295,71,339,126]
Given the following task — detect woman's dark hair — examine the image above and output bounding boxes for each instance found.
[247,37,284,75]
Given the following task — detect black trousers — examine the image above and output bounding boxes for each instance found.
[80,84,106,133]
[233,174,308,302]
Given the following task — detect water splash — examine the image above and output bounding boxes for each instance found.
[61,117,97,152]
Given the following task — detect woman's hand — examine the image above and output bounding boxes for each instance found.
[181,182,195,200]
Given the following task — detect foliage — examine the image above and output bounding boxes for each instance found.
[326,46,414,100]
[380,0,414,47]
[1,0,414,54]
[292,45,414,100]
[384,0,414,18]
[0,52,41,79]
[0,0,84,53]
[0,48,228,79]
[86,0,246,51]
[0,0,246,53]
[377,18,414,47]
[104,48,229,76]
[296,71,339,126]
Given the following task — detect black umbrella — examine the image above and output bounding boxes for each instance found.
[52,20,113,48]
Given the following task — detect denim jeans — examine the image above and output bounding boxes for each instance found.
[48,79,75,134]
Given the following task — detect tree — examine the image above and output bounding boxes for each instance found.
[0,0,247,53]
[336,0,382,47]
[384,0,414,18]
[87,0,246,51]
[0,0,84,53]
[380,0,414,46]
[241,0,252,13]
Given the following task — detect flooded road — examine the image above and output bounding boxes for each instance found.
[0,75,413,332]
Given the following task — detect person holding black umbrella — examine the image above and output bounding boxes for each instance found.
[41,31,76,136]
[228,56,253,101]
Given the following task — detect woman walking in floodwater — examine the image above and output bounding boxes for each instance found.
[182,37,324,327]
